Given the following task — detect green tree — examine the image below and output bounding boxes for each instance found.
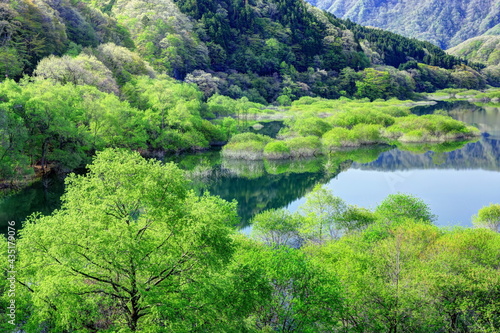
[299,184,348,243]
[0,47,24,79]
[17,149,240,331]
[6,80,91,172]
[91,43,156,86]
[355,68,392,100]
[241,244,343,332]
[123,75,210,151]
[375,193,436,225]
[472,203,500,232]
[0,80,31,180]
[251,209,302,247]
[34,54,119,95]
[421,228,500,332]
[79,85,148,150]
[308,221,444,333]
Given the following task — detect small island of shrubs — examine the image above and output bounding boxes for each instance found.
[222,97,480,160]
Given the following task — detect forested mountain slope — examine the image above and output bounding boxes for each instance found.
[307,0,500,49]
[448,35,500,67]
[1,0,495,182]
[1,0,488,104]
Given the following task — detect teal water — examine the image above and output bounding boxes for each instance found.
[1,101,499,232]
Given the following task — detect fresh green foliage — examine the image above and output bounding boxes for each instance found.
[16,149,241,331]
[299,184,349,242]
[285,136,323,158]
[263,141,291,159]
[34,54,120,94]
[223,97,479,159]
[448,35,500,67]
[3,154,500,332]
[322,127,360,149]
[2,0,486,104]
[327,109,395,128]
[383,114,480,142]
[222,132,273,160]
[240,244,344,332]
[473,203,500,232]
[0,76,250,182]
[88,43,157,85]
[375,193,437,224]
[307,221,500,332]
[251,209,302,246]
[0,0,132,79]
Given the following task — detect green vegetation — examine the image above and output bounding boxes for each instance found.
[1,0,499,330]
[222,133,273,160]
[383,115,480,143]
[0,77,242,182]
[425,87,500,102]
[0,0,495,185]
[448,35,500,67]
[0,0,493,107]
[251,209,303,246]
[4,154,498,332]
[375,193,437,224]
[285,136,323,157]
[263,141,291,159]
[472,203,500,232]
[222,97,480,159]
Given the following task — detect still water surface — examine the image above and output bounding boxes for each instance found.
[1,101,499,232]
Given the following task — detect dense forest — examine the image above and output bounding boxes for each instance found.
[1,0,498,183]
[1,149,499,332]
[1,0,500,331]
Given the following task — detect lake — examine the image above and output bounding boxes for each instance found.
[1,100,499,233]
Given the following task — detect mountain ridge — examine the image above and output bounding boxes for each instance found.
[307,0,500,49]
[0,0,494,104]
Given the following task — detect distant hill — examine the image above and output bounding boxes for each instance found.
[0,0,493,103]
[307,0,500,49]
[484,24,500,36]
[447,35,500,66]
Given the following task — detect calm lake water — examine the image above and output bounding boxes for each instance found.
[1,101,499,232]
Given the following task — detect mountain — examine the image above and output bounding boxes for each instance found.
[447,34,500,67]
[484,24,500,36]
[0,0,492,103]
[307,0,500,49]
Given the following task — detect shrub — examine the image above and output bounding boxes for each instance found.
[276,94,292,106]
[222,133,273,159]
[285,136,322,157]
[294,117,333,137]
[327,109,395,128]
[383,115,479,142]
[351,124,383,144]
[227,132,273,144]
[264,141,291,159]
[322,127,360,150]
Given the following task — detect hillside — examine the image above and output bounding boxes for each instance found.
[307,0,500,49]
[447,35,500,66]
[1,0,488,104]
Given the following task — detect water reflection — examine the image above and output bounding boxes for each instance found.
[355,137,500,171]
[0,174,65,232]
[1,101,499,232]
